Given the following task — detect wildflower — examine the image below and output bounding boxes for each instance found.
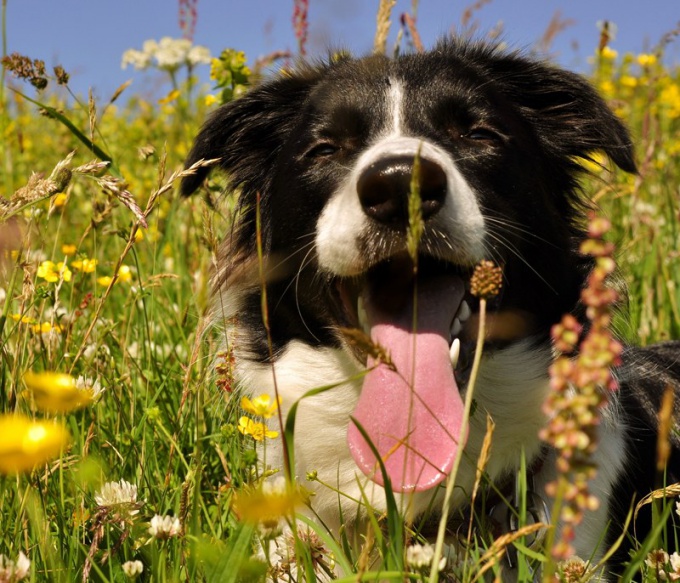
[121,560,144,578]
[94,479,142,518]
[37,260,72,283]
[600,46,618,60]
[556,556,588,582]
[121,49,152,71]
[30,321,63,335]
[204,94,218,107]
[148,514,181,539]
[117,265,133,283]
[234,477,302,525]
[0,414,70,474]
[670,553,680,581]
[23,371,93,413]
[72,258,98,273]
[405,543,447,573]
[620,75,638,89]
[134,229,144,243]
[637,53,657,67]
[238,416,278,441]
[0,551,30,581]
[61,244,77,256]
[53,193,68,207]
[646,549,670,578]
[240,394,281,418]
[469,259,503,299]
[97,276,113,287]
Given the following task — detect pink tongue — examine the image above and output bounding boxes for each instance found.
[347,276,468,492]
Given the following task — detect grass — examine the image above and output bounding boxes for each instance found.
[0,6,679,583]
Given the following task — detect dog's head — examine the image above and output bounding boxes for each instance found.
[182,38,635,492]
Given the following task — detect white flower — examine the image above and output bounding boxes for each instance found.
[94,479,142,517]
[646,549,670,579]
[76,376,104,401]
[121,49,152,71]
[122,560,143,578]
[671,552,680,573]
[0,288,6,304]
[155,37,192,71]
[148,514,181,539]
[406,543,446,572]
[187,45,212,66]
[0,551,30,581]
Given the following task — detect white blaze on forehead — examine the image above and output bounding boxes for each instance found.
[315,84,486,276]
[386,78,404,137]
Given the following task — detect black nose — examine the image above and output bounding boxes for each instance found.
[357,156,447,227]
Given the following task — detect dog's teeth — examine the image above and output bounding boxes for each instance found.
[357,296,369,334]
[450,318,462,337]
[450,338,460,368]
[457,300,471,322]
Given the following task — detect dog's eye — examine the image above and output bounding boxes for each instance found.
[465,128,500,143]
[306,142,340,158]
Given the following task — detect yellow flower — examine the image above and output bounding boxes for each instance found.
[134,229,144,243]
[37,260,72,283]
[0,414,70,474]
[10,313,36,325]
[117,264,132,283]
[23,371,94,413]
[97,276,113,287]
[238,417,278,441]
[204,94,218,106]
[53,193,68,207]
[240,394,281,419]
[659,83,680,119]
[233,477,304,524]
[619,75,638,89]
[72,258,98,273]
[31,322,63,334]
[600,46,618,60]
[61,244,77,256]
[637,53,657,67]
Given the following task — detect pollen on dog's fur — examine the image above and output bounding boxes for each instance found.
[469,260,503,299]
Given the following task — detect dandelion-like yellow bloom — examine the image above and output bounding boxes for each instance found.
[53,193,68,207]
[30,322,63,334]
[637,53,657,67]
[237,416,278,441]
[600,46,618,60]
[61,244,77,256]
[37,260,72,283]
[72,258,98,273]
[233,477,303,524]
[23,371,94,413]
[240,394,281,419]
[0,414,70,474]
[117,265,133,283]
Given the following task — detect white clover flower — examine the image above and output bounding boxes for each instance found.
[405,543,446,572]
[646,548,670,578]
[94,479,142,517]
[122,560,144,578]
[148,514,181,539]
[0,551,30,581]
[121,49,152,71]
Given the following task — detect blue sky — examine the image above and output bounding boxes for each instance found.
[6,1,680,100]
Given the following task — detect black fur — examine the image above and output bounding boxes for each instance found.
[183,38,680,577]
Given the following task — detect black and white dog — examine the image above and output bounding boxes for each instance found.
[182,38,680,576]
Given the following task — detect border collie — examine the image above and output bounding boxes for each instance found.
[182,38,680,578]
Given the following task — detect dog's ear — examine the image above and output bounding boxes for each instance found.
[180,73,319,197]
[495,58,637,174]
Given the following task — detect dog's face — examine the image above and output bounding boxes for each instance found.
[182,39,635,495]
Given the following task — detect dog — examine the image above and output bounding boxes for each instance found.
[181,38,680,578]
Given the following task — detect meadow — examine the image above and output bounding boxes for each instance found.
[0,3,679,582]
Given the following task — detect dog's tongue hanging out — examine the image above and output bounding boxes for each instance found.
[347,273,468,492]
